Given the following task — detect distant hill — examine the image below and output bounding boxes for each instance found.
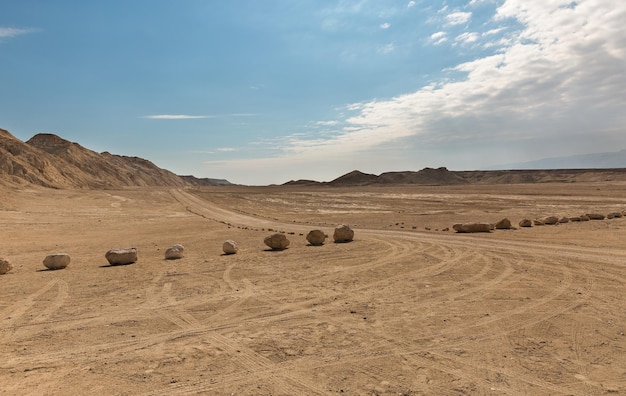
[0,128,229,189]
[284,166,626,186]
[180,175,233,186]
[490,149,626,170]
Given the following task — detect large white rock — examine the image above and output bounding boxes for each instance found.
[0,257,13,275]
[306,230,326,246]
[165,244,185,260]
[105,248,138,265]
[333,225,354,243]
[264,233,290,250]
[43,253,70,270]
[222,240,238,255]
[452,223,492,233]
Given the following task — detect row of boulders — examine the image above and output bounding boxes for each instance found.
[263,225,355,250]
[0,225,356,274]
[453,210,625,233]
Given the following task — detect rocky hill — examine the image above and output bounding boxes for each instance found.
[285,167,626,186]
[1,128,187,188]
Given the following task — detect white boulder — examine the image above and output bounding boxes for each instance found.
[105,248,138,265]
[43,253,70,270]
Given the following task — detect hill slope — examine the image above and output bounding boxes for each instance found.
[1,128,185,188]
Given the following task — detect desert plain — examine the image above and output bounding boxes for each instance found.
[1,182,625,395]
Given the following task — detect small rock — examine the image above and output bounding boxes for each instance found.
[579,215,590,221]
[569,216,581,222]
[495,218,512,229]
[164,244,184,260]
[541,216,559,225]
[105,248,138,265]
[559,217,570,223]
[264,233,290,250]
[306,230,326,246]
[607,212,622,219]
[452,223,492,233]
[519,219,533,227]
[222,240,238,255]
[0,257,13,275]
[333,224,355,243]
[43,253,70,270]
[586,213,606,220]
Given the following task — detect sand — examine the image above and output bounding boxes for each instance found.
[1,183,625,395]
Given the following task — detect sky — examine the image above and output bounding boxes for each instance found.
[1,0,625,185]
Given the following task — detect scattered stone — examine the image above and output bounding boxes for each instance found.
[569,216,581,222]
[306,230,326,246]
[264,233,290,250]
[164,244,185,260]
[0,257,13,275]
[519,219,533,227]
[452,223,492,233]
[541,216,559,225]
[442,227,449,232]
[559,217,570,224]
[607,212,622,219]
[43,253,70,270]
[333,224,355,243]
[579,215,590,221]
[222,240,238,255]
[533,220,544,226]
[105,248,138,266]
[586,213,606,220]
[495,218,512,229]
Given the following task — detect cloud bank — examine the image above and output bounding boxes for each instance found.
[208,0,626,184]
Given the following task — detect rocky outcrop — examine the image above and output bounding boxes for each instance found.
[43,253,71,270]
[453,223,492,233]
[0,257,13,275]
[306,230,326,246]
[105,248,138,265]
[164,244,185,260]
[333,225,355,243]
[264,233,290,250]
[222,240,238,255]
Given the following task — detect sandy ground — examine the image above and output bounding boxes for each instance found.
[0,183,625,395]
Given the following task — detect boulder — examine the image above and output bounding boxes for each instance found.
[306,230,326,246]
[333,224,355,243]
[105,248,138,265]
[519,219,533,227]
[494,218,512,230]
[164,244,184,260]
[43,253,70,270]
[607,212,622,219]
[586,213,605,220]
[533,220,544,226]
[264,233,290,250]
[580,215,590,221]
[0,257,13,275]
[222,240,238,255]
[569,216,581,222]
[559,217,570,224]
[541,216,559,225]
[452,223,492,233]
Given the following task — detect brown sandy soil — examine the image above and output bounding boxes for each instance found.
[1,183,625,395]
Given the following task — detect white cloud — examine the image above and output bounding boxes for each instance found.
[316,120,340,126]
[378,43,395,54]
[429,31,448,45]
[455,32,479,45]
[217,147,236,152]
[142,115,214,119]
[445,11,472,26]
[407,1,416,8]
[205,1,626,184]
[0,27,39,39]
[380,22,391,29]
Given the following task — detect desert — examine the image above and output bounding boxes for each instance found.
[1,179,625,395]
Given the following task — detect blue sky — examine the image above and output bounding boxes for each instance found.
[1,0,625,185]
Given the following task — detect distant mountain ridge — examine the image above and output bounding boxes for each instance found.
[489,149,626,170]
[0,128,231,188]
[284,166,626,186]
